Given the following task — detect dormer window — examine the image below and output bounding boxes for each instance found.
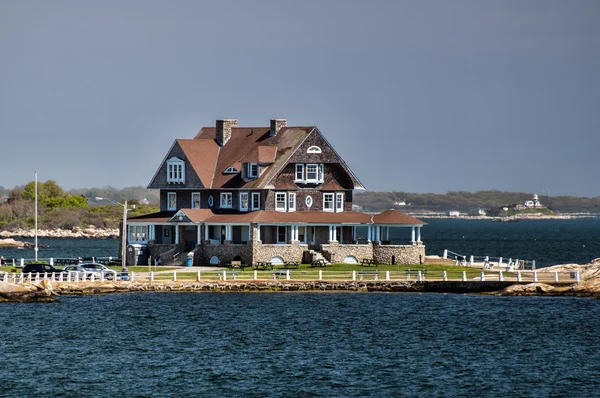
[247,163,258,179]
[307,146,322,154]
[167,157,185,184]
[223,166,238,174]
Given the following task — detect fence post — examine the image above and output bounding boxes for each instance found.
[462,271,466,282]
[151,271,155,282]
[49,258,54,266]
[498,257,503,267]
[385,271,390,281]
[554,272,558,282]
[469,256,474,266]
[352,271,356,281]
[196,271,200,282]
[318,270,323,281]
[254,270,258,281]
[173,271,177,282]
[131,272,135,282]
[533,271,538,282]
[480,272,485,281]
[20,258,24,267]
[575,271,580,283]
[443,271,447,281]
[222,270,226,281]
[91,274,95,282]
[286,270,290,280]
[532,260,536,270]
[498,271,503,281]
[417,270,422,281]
[517,271,522,282]
[443,249,448,259]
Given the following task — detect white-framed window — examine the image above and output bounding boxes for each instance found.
[224,166,238,174]
[336,193,344,212]
[298,226,306,243]
[167,192,176,210]
[167,157,185,183]
[277,226,287,243]
[288,192,296,212]
[129,225,149,243]
[305,195,313,208]
[295,164,304,182]
[251,192,260,210]
[192,192,201,209]
[247,163,258,178]
[275,192,286,211]
[307,146,322,154]
[220,192,232,208]
[239,192,249,211]
[323,193,334,212]
[208,195,214,207]
[305,164,318,183]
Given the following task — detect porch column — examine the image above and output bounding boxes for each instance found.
[375,226,380,242]
[205,224,209,241]
[175,225,180,244]
[292,225,298,241]
[386,226,389,241]
[332,226,337,242]
[256,224,261,241]
[197,225,202,244]
[367,225,372,242]
[352,226,356,242]
[411,227,416,243]
[417,226,422,243]
[328,225,333,242]
[226,225,232,241]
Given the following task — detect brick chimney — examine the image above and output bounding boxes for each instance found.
[270,119,287,136]
[216,119,238,146]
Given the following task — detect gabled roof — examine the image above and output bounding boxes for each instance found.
[177,139,220,188]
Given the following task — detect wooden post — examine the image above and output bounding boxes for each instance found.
[517,271,522,282]
[443,271,447,281]
[480,272,485,281]
[150,271,155,281]
[385,271,390,281]
[352,271,356,281]
[498,271,503,281]
[173,271,177,282]
[318,270,322,281]
[254,270,258,281]
[197,271,200,281]
[462,271,466,282]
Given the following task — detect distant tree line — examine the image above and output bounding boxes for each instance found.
[354,190,600,214]
[0,181,159,231]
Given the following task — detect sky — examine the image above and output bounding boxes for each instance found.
[1,0,599,197]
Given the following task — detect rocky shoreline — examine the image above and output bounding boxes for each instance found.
[0,226,119,243]
[2,277,598,303]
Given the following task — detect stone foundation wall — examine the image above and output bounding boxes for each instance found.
[201,243,252,265]
[320,243,373,264]
[253,242,307,264]
[373,244,425,265]
[148,243,179,264]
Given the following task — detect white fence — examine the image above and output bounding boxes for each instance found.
[443,250,536,270]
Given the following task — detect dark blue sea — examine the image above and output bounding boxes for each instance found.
[1,293,599,397]
[3,218,599,267]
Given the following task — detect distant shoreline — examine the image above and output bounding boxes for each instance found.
[405,213,599,220]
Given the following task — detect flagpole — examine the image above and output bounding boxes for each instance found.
[35,169,38,261]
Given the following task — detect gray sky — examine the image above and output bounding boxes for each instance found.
[1,0,598,197]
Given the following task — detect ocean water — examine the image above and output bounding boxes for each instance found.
[2,218,599,267]
[1,293,599,397]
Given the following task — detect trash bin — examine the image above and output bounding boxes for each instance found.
[121,267,129,281]
[186,253,193,267]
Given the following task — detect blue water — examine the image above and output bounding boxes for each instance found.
[1,293,599,397]
[2,218,599,267]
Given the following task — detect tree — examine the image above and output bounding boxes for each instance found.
[21,180,65,201]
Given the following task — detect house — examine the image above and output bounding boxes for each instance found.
[446,210,461,217]
[127,119,426,266]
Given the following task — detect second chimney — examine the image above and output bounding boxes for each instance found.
[270,119,287,136]
[216,119,238,146]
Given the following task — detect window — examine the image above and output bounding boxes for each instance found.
[167,192,176,210]
[336,193,344,212]
[288,192,296,212]
[239,192,249,211]
[276,192,286,211]
[192,193,200,209]
[129,225,148,243]
[307,146,322,154]
[208,195,214,207]
[252,192,260,210]
[223,166,238,174]
[295,164,304,181]
[220,192,232,208]
[247,163,258,178]
[277,226,287,243]
[166,157,185,183]
[323,193,334,212]
[294,163,323,184]
[305,195,313,208]
[298,226,306,243]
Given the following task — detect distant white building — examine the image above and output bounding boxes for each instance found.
[469,208,487,216]
[523,194,543,208]
[446,210,461,217]
[394,201,407,206]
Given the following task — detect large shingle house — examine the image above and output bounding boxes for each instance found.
[127,119,426,266]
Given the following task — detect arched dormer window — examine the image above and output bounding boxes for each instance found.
[167,157,185,184]
[307,146,322,154]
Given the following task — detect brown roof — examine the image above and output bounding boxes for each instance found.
[177,139,219,188]
[128,211,176,223]
[257,146,277,163]
[372,209,426,225]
